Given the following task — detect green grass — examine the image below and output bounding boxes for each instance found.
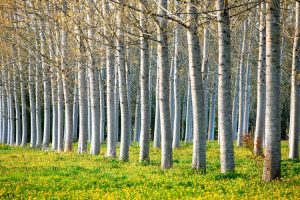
[0,141,299,199]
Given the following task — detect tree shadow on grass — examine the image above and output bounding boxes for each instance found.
[214,172,249,180]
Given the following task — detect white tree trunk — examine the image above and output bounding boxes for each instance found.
[139,2,151,161]
[117,0,131,161]
[103,0,116,158]
[40,20,51,150]
[13,53,21,146]
[153,52,161,148]
[237,20,248,147]
[288,1,300,159]
[87,4,101,155]
[61,0,73,152]
[28,55,36,148]
[72,84,79,141]
[76,18,88,154]
[216,0,235,173]
[254,0,266,156]
[35,40,42,148]
[187,0,206,171]
[172,0,181,149]
[263,0,281,182]
[157,0,172,168]
[243,53,251,134]
[208,71,218,141]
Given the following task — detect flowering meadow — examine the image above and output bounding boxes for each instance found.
[0,142,299,199]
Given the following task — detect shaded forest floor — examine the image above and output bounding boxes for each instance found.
[0,141,299,199]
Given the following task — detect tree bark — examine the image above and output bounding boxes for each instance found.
[103,0,116,158]
[254,0,266,156]
[263,0,281,182]
[187,0,206,172]
[288,1,300,160]
[157,0,172,169]
[216,0,235,173]
[117,0,131,161]
[139,2,151,161]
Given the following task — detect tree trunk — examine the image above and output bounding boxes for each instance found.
[28,55,36,148]
[87,4,101,155]
[254,0,266,156]
[187,0,206,172]
[288,1,300,160]
[35,40,42,148]
[237,20,248,147]
[40,20,51,150]
[153,52,161,148]
[76,17,88,154]
[172,0,181,149]
[157,0,172,169]
[117,0,131,161]
[243,53,251,134]
[263,0,281,182]
[208,71,218,141]
[103,0,116,158]
[216,0,235,173]
[61,0,73,152]
[139,2,150,161]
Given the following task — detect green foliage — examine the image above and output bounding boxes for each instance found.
[0,142,299,199]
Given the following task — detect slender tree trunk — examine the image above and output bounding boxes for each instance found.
[72,84,79,141]
[134,91,141,142]
[13,57,21,146]
[172,0,181,149]
[289,1,300,160]
[28,55,36,148]
[139,2,150,161]
[237,20,248,147]
[8,71,15,146]
[61,0,73,152]
[202,16,210,137]
[99,67,106,144]
[231,61,240,140]
[263,0,281,182]
[153,53,161,148]
[57,73,64,152]
[55,21,62,151]
[243,53,251,134]
[117,0,131,161]
[254,0,266,156]
[187,0,206,172]
[114,61,120,143]
[216,0,235,173]
[40,21,51,150]
[87,4,101,155]
[208,71,218,141]
[47,3,58,151]
[185,84,193,143]
[76,19,88,154]
[157,0,172,169]
[35,41,42,148]
[103,0,116,158]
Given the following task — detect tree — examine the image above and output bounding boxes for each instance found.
[216,0,235,173]
[254,0,266,156]
[187,0,206,172]
[263,0,281,182]
[157,0,172,169]
[288,1,300,160]
[139,2,151,162]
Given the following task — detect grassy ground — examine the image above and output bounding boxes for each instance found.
[0,141,299,199]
